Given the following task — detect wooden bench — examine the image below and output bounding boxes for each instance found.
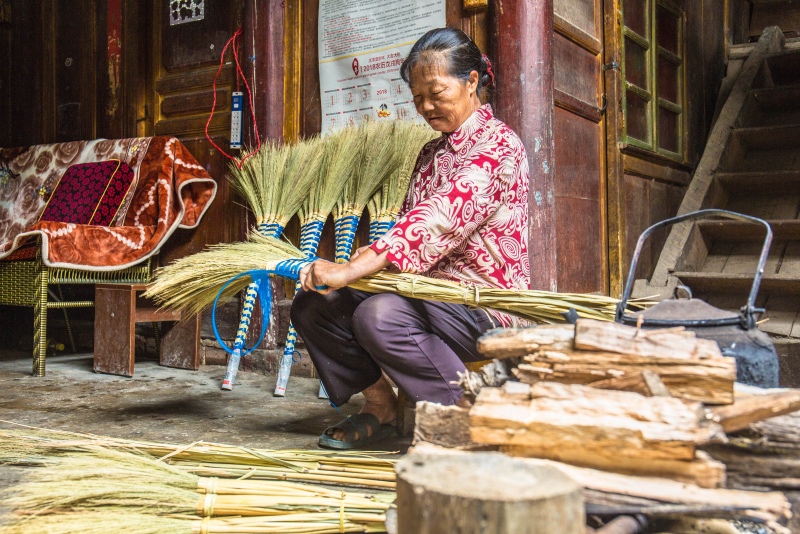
[93,283,200,377]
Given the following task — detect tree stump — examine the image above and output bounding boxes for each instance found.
[395,451,584,534]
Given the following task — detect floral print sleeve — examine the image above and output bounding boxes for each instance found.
[370,105,530,326]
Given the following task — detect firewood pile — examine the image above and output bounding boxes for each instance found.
[412,319,800,534]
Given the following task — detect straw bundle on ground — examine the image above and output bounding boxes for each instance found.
[367,122,437,243]
[0,430,392,534]
[145,235,649,325]
[0,422,397,490]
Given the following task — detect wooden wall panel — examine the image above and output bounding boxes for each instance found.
[0,1,45,147]
[553,33,600,107]
[554,106,604,293]
[148,0,248,268]
[551,0,605,294]
[555,0,598,38]
[621,172,685,282]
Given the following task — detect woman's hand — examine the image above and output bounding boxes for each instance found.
[299,260,350,294]
[299,247,393,294]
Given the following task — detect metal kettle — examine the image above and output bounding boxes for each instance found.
[615,209,780,388]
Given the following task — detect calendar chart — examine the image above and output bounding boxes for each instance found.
[318,0,445,135]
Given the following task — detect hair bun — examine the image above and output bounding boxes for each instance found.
[481,54,495,86]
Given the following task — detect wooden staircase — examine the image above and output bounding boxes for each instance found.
[633,27,800,385]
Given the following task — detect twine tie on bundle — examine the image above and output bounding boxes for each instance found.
[200,517,211,534]
[202,492,216,517]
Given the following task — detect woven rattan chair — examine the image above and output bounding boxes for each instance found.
[0,242,151,376]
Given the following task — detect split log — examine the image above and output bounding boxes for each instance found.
[469,382,724,461]
[395,451,585,534]
[588,370,671,397]
[573,319,722,360]
[708,390,800,433]
[502,446,726,489]
[409,442,791,533]
[513,342,736,405]
[476,324,575,359]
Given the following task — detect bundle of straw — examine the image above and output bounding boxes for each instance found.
[221,136,324,390]
[145,235,648,326]
[1,443,391,534]
[1,422,397,491]
[367,121,437,243]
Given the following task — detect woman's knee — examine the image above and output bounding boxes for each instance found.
[290,288,323,325]
[352,294,414,344]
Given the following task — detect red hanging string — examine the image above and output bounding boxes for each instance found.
[205,27,261,169]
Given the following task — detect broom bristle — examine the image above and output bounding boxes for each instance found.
[280,135,325,221]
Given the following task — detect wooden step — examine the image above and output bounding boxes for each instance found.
[733,124,800,150]
[673,272,800,296]
[767,49,800,86]
[697,220,800,242]
[751,84,800,112]
[750,84,800,126]
[716,170,800,194]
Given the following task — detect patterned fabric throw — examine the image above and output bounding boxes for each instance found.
[38,160,132,226]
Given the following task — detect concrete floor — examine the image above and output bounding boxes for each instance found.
[0,348,411,451]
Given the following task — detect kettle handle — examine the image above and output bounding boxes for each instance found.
[615,209,773,329]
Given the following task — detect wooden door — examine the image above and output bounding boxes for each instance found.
[603,0,726,296]
[553,0,608,294]
[142,0,248,264]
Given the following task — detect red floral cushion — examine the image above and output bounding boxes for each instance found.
[38,160,135,226]
[91,161,135,226]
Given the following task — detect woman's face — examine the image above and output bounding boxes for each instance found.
[409,56,480,133]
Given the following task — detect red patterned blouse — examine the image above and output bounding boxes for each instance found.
[370,104,530,327]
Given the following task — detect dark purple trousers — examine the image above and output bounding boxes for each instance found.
[290,288,496,407]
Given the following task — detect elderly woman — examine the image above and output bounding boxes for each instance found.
[292,27,530,449]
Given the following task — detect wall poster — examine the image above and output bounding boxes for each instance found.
[318,0,446,135]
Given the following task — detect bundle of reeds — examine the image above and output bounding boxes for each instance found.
[145,235,649,326]
[220,136,324,390]
[367,121,437,243]
[1,422,397,490]
[1,442,391,534]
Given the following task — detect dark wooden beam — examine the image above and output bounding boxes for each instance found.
[490,0,557,291]
[243,0,285,143]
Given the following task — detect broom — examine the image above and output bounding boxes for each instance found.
[145,234,649,328]
[221,137,324,391]
[314,121,402,398]
[367,121,437,243]
[274,126,363,397]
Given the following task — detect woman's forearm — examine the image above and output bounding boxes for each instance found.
[299,247,392,292]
